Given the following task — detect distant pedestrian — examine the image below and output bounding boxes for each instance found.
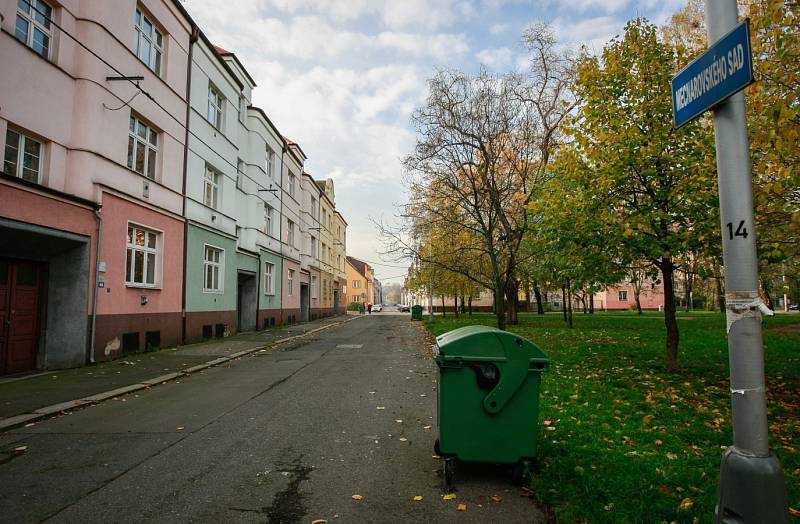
[367,303,372,315]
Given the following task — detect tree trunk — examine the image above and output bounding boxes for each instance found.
[661,258,680,373]
[454,296,459,318]
[589,292,595,314]
[561,285,567,322]
[534,285,544,315]
[505,280,519,326]
[761,278,774,311]
[494,284,506,330]
[460,294,465,314]
[468,296,473,316]
[581,292,587,314]
[634,287,643,315]
[524,284,532,312]
[684,270,694,312]
[441,295,446,317]
[713,259,725,312]
[567,278,573,329]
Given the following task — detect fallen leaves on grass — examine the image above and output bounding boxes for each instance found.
[679,498,694,511]
[351,495,363,501]
[666,452,678,460]
[788,507,800,517]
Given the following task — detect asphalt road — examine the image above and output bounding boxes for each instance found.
[0,315,545,523]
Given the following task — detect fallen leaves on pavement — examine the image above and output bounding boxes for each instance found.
[490,495,502,503]
[14,446,28,452]
[413,496,423,501]
[351,495,363,501]
[442,493,457,500]
[457,503,467,511]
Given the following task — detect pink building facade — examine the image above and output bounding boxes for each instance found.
[0,0,191,372]
[593,281,665,311]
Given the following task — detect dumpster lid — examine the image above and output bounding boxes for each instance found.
[435,325,548,362]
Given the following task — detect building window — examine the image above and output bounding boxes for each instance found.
[619,290,628,301]
[15,0,53,58]
[264,261,275,295]
[311,197,317,218]
[236,158,244,189]
[287,269,295,296]
[204,165,220,209]
[203,245,224,292]
[311,275,317,299]
[353,280,360,289]
[288,173,296,198]
[266,147,275,178]
[287,219,295,247]
[310,237,316,258]
[238,95,246,124]
[207,83,223,129]
[264,205,274,236]
[127,115,158,179]
[134,8,162,74]
[126,225,158,287]
[4,128,43,183]
[337,255,341,270]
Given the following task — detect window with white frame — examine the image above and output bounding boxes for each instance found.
[204,165,221,209]
[4,128,43,183]
[207,83,224,129]
[353,280,360,289]
[266,147,275,178]
[287,269,295,296]
[264,205,274,236]
[127,115,158,179]
[618,290,628,301]
[288,173,296,198]
[287,219,295,247]
[126,225,158,287]
[264,261,275,295]
[203,245,224,292]
[311,275,317,298]
[15,0,53,59]
[134,8,163,74]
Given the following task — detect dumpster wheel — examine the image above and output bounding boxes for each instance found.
[443,457,456,486]
[512,460,533,485]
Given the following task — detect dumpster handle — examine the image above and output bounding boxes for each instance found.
[482,336,530,414]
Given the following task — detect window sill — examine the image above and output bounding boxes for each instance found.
[203,289,225,294]
[126,283,161,290]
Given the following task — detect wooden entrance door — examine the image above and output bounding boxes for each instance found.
[0,259,42,375]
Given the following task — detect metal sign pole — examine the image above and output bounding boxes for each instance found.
[705,1,789,522]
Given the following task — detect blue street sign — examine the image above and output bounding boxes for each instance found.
[671,19,754,128]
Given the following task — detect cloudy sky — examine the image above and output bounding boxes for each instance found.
[183,0,686,284]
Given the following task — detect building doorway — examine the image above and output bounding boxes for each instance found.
[300,283,309,322]
[333,288,339,314]
[0,258,43,375]
[237,271,257,333]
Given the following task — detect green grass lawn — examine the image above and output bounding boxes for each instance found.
[424,311,799,523]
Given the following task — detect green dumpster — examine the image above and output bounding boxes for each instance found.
[434,325,549,485]
[411,304,423,320]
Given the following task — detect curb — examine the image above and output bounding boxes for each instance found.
[0,315,362,433]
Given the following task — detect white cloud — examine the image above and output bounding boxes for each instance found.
[490,23,510,34]
[377,32,469,61]
[475,47,513,69]
[551,15,623,52]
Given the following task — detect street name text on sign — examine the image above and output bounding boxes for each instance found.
[671,19,753,128]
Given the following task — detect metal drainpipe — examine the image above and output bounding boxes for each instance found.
[181,26,199,344]
[89,208,102,365]
[278,142,285,325]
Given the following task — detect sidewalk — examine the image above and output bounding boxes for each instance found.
[0,315,357,430]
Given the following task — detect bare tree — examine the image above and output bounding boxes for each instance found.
[380,24,576,330]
